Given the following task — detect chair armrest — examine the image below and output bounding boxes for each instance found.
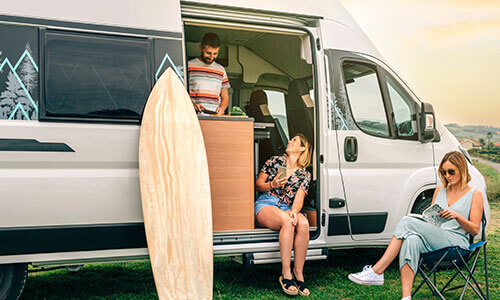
[469,240,487,251]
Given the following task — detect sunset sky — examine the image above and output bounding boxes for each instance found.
[340,0,500,127]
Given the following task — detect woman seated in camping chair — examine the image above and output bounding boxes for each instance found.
[348,151,484,300]
[254,133,313,296]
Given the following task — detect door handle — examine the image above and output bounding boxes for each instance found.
[344,136,358,162]
[329,198,345,208]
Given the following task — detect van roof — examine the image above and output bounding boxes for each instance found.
[182,0,362,31]
[183,0,382,60]
[3,0,382,60]
[5,1,361,36]
[2,0,183,34]
[184,0,351,20]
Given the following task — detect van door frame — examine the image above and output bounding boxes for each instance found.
[181,13,323,242]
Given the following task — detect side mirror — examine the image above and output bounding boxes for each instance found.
[418,102,436,143]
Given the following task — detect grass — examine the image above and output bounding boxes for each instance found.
[474,161,500,202]
[20,203,499,299]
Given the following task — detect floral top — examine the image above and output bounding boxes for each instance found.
[261,155,312,207]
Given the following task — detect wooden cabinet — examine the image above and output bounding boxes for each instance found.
[199,118,254,231]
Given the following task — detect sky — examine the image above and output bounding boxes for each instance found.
[339,0,500,127]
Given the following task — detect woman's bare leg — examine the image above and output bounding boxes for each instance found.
[293,213,310,295]
[400,264,414,297]
[372,236,403,274]
[256,206,296,288]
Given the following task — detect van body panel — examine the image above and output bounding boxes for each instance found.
[325,49,436,241]
[338,131,435,240]
[0,248,148,265]
[2,0,182,34]
[319,19,381,60]
[0,121,143,227]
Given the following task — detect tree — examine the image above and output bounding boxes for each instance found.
[0,43,38,120]
[17,43,38,119]
[479,138,485,145]
[0,71,29,119]
[486,132,493,149]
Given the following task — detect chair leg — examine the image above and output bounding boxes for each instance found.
[484,245,489,300]
[412,255,447,299]
[418,268,446,300]
[455,250,486,300]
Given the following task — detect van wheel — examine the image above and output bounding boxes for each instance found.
[411,196,432,214]
[0,263,28,300]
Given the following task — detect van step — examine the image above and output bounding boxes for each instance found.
[243,248,328,265]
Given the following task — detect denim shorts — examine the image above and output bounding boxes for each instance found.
[254,193,292,216]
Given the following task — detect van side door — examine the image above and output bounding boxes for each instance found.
[325,50,436,242]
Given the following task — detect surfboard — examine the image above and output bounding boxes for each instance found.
[139,68,213,300]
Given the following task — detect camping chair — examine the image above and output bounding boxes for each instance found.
[412,215,489,299]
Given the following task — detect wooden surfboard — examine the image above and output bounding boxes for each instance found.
[139,68,213,300]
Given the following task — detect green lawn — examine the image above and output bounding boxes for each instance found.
[474,161,500,202]
[21,203,499,299]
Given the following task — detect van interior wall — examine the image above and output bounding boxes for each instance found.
[184,25,312,106]
[185,24,317,213]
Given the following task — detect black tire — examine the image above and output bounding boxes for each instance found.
[0,264,28,300]
[411,195,433,214]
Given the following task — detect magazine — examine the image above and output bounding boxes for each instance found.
[407,203,451,227]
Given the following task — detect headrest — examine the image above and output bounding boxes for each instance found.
[249,90,268,106]
[288,79,310,110]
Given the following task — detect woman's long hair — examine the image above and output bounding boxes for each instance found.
[438,151,471,188]
[296,133,312,169]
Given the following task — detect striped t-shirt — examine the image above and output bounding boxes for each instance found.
[188,58,230,112]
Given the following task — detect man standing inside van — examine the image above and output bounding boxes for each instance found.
[188,33,230,115]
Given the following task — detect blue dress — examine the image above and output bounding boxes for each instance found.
[393,187,474,273]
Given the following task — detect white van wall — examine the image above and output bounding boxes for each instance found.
[3,0,182,33]
[183,0,380,58]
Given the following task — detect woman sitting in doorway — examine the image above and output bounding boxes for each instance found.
[348,151,484,300]
[254,133,313,297]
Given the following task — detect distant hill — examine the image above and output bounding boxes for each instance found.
[445,124,500,143]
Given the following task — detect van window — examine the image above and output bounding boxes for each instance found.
[342,62,389,137]
[44,30,151,121]
[385,75,417,139]
[264,90,289,139]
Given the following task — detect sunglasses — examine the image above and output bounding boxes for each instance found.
[440,169,456,176]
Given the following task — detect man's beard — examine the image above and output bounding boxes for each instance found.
[200,55,213,64]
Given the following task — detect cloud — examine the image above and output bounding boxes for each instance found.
[447,0,500,8]
[408,18,500,48]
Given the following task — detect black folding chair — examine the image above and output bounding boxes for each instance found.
[412,215,489,299]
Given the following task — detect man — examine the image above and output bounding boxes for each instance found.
[188,33,230,115]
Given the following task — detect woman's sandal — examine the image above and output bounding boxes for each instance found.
[279,275,298,296]
[294,279,310,296]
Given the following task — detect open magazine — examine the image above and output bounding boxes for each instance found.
[407,203,451,227]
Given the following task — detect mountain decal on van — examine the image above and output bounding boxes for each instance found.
[0,43,39,121]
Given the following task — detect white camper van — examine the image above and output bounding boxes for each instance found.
[0,0,489,298]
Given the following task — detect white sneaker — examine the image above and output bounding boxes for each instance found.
[348,265,384,285]
[401,297,411,300]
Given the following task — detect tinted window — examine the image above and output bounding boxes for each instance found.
[264,90,289,139]
[343,62,389,137]
[385,75,417,139]
[44,31,151,120]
